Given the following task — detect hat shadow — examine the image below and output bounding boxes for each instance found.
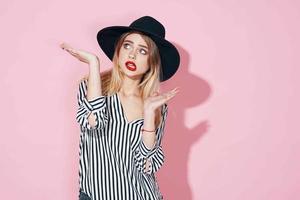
[158,43,211,200]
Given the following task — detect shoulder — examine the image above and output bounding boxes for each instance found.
[78,75,88,84]
[77,76,88,87]
[163,103,168,109]
[161,103,168,115]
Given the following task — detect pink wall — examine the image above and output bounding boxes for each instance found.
[1,0,299,199]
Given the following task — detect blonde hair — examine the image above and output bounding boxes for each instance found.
[80,30,163,128]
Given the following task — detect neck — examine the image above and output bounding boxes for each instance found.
[119,76,141,97]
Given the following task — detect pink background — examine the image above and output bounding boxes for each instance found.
[1,0,299,199]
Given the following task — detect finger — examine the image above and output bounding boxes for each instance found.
[60,43,71,50]
[150,93,165,101]
[159,93,174,103]
[151,91,160,97]
[66,48,79,57]
[62,42,72,48]
[157,90,176,101]
[150,88,178,102]
[162,94,176,105]
[170,87,179,93]
[64,46,75,53]
[166,92,177,99]
[166,90,179,99]
[154,93,176,107]
[61,43,76,54]
[164,89,179,97]
[70,49,78,55]
[66,49,76,56]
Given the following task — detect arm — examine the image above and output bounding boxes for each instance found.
[76,73,108,131]
[86,58,102,126]
[134,104,168,174]
[76,93,107,130]
[60,43,107,130]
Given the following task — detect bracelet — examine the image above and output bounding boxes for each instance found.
[141,128,156,133]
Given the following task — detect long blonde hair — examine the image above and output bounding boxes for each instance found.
[81,30,163,128]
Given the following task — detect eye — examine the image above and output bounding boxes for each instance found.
[140,48,148,55]
[123,43,131,49]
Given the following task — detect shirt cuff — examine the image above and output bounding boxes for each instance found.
[139,140,157,158]
[82,96,106,111]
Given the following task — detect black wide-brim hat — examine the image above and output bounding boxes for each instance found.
[96,16,180,82]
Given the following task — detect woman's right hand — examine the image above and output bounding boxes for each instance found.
[60,42,99,65]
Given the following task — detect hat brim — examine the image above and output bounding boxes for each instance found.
[97,26,180,82]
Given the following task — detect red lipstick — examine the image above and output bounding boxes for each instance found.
[125,61,137,71]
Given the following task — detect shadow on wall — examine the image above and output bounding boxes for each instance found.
[158,43,211,200]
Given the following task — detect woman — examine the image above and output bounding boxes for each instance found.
[61,16,180,200]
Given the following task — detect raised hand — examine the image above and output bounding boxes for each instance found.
[60,42,99,64]
[143,87,179,113]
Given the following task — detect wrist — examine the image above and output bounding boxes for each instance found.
[88,57,99,66]
[144,108,155,116]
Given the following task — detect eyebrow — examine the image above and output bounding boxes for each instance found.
[123,40,148,49]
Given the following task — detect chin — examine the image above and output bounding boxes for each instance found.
[122,70,143,80]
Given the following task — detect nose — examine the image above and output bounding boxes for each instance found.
[128,48,137,59]
[129,54,135,59]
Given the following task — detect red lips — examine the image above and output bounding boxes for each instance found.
[125,61,137,71]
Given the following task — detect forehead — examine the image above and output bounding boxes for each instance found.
[124,33,148,47]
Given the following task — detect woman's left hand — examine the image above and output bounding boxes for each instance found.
[143,87,179,114]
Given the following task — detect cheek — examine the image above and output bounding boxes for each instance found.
[118,49,126,60]
[118,51,127,66]
[139,55,149,66]
[137,58,149,72]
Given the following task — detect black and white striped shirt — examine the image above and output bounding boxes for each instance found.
[76,79,168,200]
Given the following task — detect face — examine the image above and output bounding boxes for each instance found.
[118,33,150,80]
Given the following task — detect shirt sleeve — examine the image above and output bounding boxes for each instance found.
[76,78,108,131]
[133,103,168,174]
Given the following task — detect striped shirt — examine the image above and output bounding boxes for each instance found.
[76,79,168,200]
